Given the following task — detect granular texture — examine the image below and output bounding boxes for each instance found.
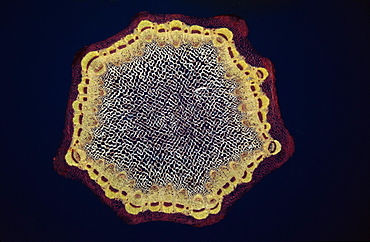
[85,42,262,195]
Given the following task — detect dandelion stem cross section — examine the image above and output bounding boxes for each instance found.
[54,12,294,227]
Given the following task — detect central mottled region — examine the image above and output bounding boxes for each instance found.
[84,41,262,195]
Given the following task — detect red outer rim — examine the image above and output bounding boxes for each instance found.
[53,11,294,227]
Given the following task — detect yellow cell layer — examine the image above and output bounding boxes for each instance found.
[65,20,282,220]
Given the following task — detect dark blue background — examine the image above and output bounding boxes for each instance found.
[1,0,369,241]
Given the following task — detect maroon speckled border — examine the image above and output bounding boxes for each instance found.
[53,11,294,227]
